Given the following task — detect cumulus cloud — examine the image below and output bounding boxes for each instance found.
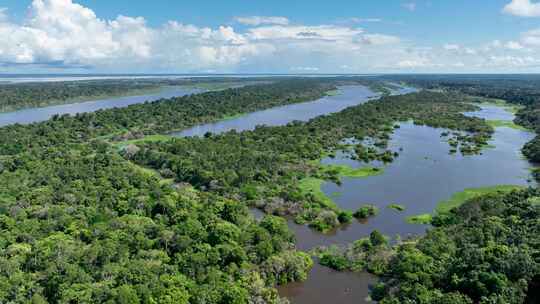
[503,0,540,17]
[234,16,289,26]
[3,0,540,73]
[1,0,407,72]
[0,0,274,71]
[360,34,400,45]
[520,28,540,46]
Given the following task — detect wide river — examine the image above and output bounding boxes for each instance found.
[0,86,203,127]
[0,84,534,304]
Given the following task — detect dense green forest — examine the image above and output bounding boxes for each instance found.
[0,79,338,303]
[0,144,311,303]
[0,78,268,112]
[0,76,537,303]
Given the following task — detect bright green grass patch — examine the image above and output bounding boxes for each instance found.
[527,196,540,206]
[321,164,384,178]
[407,185,524,225]
[127,161,176,186]
[387,204,405,211]
[221,113,246,121]
[487,120,529,131]
[436,185,525,214]
[114,134,173,149]
[472,97,523,114]
[325,89,341,96]
[406,213,432,224]
[298,178,338,210]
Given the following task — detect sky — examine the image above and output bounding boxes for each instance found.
[1,0,540,73]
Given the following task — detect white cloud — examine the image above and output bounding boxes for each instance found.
[520,28,540,46]
[234,16,289,26]
[484,55,540,68]
[3,0,540,73]
[444,44,460,51]
[506,41,525,50]
[397,59,436,68]
[503,0,540,17]
[361,34,400,45]
[402,2,417,11]
[247,25,365,41]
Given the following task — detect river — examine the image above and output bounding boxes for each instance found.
[172,85,415,137]
[0,86,203,127]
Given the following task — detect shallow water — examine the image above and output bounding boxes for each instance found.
[172,86,412,137]
[0,86,203,127]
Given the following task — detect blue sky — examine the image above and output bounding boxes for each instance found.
[1,0,540,73]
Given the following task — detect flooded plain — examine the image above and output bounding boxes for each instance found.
[278,104,536,304]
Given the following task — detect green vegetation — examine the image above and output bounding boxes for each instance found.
[0,79,162,112]
[129,90,495,231]
[435,185,524,214]
[0,144,313,303]
[315,188,540,303]
[354,204,379,219]
[0,79,335,155]
[407,185,525,225]
[325,89,341,96]
[405,213,432,224]
[387,203,405,211]
[0,78,272,112]
[374,188,540,303]
[487,119,529,131]
[0,76,530,303]
[320,164,383,178]
[298,178,337,210]
[313,230,391,274]
[114,134,173,149]
[221,113,246,121]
